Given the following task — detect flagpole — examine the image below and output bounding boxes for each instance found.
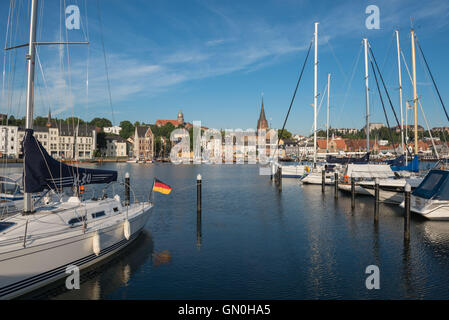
[149,178,155,203]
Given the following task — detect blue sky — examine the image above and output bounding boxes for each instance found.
[1,0,449,135]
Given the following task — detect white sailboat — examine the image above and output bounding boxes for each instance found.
[0,0,153,299]
[400,28,449,219]
[301,72,338,185]
[281,22,320,179]
[336,36,425,203]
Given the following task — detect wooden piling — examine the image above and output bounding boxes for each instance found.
[124,172,130,206]
[374,178,379,222]
[351,176,355,210]
[321,169,325,193]
[404,183,411,241]
[334,172,338,199]
[197,174,202,214]
[278,166,282,192]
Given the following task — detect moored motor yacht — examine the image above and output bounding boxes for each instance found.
[402,167,449,220]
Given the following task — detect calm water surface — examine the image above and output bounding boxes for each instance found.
[9,162,449,299]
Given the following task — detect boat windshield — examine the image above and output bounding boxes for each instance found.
[0,177,20,195]
[412,170,449,199]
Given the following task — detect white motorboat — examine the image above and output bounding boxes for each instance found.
[338,163,423,203]
[402,168,449,220]
[346,177,423,203]
[280,164,309,178]
[300,165,337,185]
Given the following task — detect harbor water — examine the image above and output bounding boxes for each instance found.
[8,162,449,299]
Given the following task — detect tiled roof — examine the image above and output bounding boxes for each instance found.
[317,138,346,150]
[155,120,180,127]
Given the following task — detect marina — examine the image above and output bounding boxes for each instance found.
[2,162,447,300]
[1,0,449,304]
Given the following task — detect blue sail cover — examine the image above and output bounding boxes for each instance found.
[387,155,405,166]
[326,152,370,164]
[22,129,117,193]
[390,155,419,172]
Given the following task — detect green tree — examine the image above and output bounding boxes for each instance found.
[64,117,85,126]
[119,120,134,139]
[96,132,107,149]
[90,117,112,128]
[278,129,292,140]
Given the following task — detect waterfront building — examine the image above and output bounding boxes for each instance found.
[317,138,346,153]
[101,135,128,157]
[394,124,424,133]
[7,123,96,159]
[155,110,193,129]
[0,125,19,158]
[283,139,299,157]
[134,125,154,161]
[334,128,359,135]
[432,126,449,133]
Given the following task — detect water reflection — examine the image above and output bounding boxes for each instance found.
[11,163,449,299]
[27,230,154,300]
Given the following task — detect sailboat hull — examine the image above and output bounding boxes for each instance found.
[0,205,151,300]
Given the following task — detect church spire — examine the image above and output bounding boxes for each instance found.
[257,93,268,130]
[46,108,52,127]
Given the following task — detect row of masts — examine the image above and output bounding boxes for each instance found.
[312,23,420,167]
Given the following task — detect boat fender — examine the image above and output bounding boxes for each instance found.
[93,232,101,256]
[344,175,349,183]
[124,219,131,240]
[305,165,310,173]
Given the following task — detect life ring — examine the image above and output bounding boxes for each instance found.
[305,165,310,173]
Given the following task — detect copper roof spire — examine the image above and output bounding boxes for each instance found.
[257,94,268,130]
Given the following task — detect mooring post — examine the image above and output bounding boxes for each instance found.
[404,183,411,242]
[197,174,202,214]
[321,169,325,193]
[124,172,130,206]
[351,175,355,210]
[374,178,379,222]
[197,174,202,248]
[278,166,282,192]
[334,171,339,199]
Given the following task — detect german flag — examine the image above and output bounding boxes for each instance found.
[153,179,172,195]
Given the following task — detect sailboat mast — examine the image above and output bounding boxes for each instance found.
[411,29,419,155]
[395,30,405,158]
[363,38,370,152]
[326,73,330,154]
[24,0,39,213]
[313,22,318,166]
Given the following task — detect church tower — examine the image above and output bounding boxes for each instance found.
[257,96,268,131]
[177,110,184,125]
[46,108,52,127]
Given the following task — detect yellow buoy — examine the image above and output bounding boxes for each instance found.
[305,165,310,173]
